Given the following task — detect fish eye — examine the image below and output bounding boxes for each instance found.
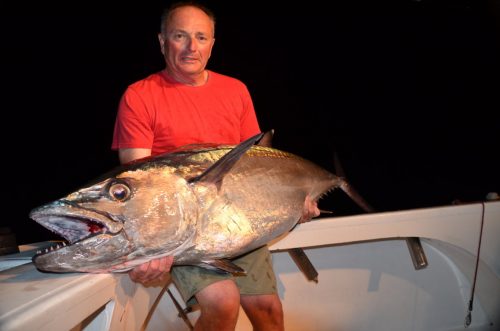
[109,182,131,202]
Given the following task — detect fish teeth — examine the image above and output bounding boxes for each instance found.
[38,242,67,255]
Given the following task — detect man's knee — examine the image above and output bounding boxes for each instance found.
[196,279,241,317]
[241,294,284,326]
[260,296,283,321]
[244,294,282,310]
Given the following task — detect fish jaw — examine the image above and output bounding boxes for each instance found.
[29,199,131,272]
[31,232,134,273]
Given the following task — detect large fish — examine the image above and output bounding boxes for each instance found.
[30,132,370,274]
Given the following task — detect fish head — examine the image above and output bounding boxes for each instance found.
[30,165,198,273]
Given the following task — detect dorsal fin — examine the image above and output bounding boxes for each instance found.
[187,132,265,190]
[257,129,274,147]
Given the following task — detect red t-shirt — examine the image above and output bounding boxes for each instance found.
[111,70,260,155]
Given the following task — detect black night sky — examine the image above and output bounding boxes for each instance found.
[2,1,499,245]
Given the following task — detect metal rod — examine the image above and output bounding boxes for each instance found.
[288,248,319,283]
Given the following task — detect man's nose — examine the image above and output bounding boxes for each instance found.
[186,37,198,51]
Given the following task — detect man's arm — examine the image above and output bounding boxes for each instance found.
[119,148,152,164]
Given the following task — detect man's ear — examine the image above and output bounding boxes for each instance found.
[158,33,166,55]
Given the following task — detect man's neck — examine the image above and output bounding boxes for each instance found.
[164,68,208,86]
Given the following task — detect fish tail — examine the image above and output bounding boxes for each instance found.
[333,151,375,213]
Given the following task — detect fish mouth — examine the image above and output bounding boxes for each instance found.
[30,203,125,257]
[30,214,113,259]
[33,214,113,244]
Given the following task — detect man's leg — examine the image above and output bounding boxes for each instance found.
[236,246,284,330]
[171,246,279,329]
[241,293,284,331]
[193,279,241,331]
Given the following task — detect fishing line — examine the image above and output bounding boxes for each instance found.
[464,202,486,328]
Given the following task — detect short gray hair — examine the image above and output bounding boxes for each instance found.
[160,1,216,36]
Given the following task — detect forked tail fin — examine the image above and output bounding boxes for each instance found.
[338,179,375,213]
[334,151,375,213]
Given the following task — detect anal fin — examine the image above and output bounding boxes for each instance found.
[200,259,247,276]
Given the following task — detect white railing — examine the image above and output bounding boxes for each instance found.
[1,201,499,331]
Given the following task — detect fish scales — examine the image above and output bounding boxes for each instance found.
[30,133,344,274]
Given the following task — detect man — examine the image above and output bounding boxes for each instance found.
[112,2,319,330]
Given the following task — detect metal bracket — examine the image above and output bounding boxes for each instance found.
[288,248,319,283]
[405,237,428,270]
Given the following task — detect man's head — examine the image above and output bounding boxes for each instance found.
[158,2,216,85]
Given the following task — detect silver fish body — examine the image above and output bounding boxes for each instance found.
[30,133,343,273]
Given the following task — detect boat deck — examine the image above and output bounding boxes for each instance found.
[1,201,499,330]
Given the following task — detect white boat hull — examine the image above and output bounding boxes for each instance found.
[1,201,499,330]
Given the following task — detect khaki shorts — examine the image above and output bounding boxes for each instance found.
[171,245,278,307]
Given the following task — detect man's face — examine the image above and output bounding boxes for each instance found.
[158,6,215,79]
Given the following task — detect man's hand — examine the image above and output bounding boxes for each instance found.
[298,195,320,223]
[129,256,174,286]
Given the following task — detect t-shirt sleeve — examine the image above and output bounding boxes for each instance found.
[111,88,154,150]
[239,85,261,141]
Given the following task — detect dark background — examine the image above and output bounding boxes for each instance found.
[2,0,499,244]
